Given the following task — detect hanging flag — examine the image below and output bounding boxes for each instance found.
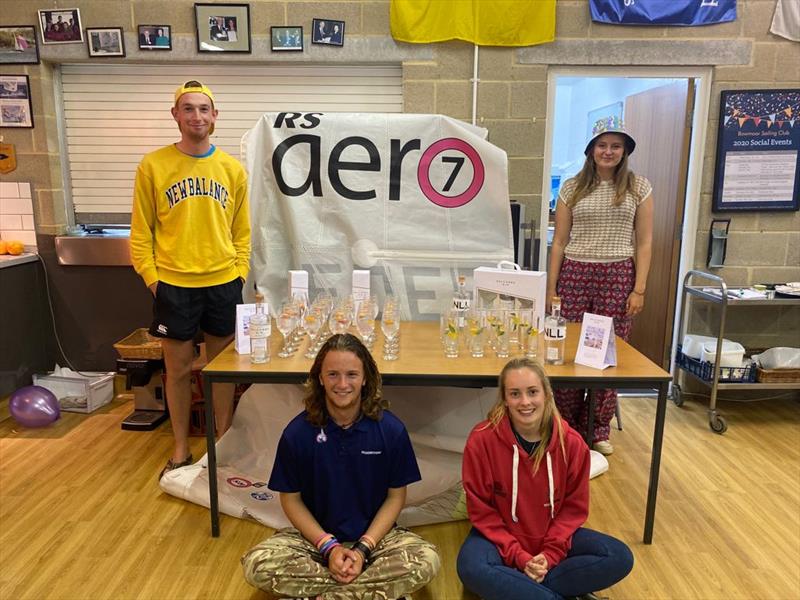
[770,0,800,42]
[390,0,555,46]
[590,0,736,26]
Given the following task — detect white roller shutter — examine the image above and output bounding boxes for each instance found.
[60,63,402,220]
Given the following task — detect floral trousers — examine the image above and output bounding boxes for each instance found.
[555,257,635,443]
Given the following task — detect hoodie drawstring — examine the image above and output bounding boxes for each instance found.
[511,445,519,523]
[511,445,555,522]
[546,451,555,519]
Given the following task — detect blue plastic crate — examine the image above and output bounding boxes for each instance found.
[676,346,756,383]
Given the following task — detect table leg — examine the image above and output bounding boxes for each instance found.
[585,389,595,447]
[643,380,668,544]
[204,373,220,537]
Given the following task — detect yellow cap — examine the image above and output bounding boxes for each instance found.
[174,80,215,107]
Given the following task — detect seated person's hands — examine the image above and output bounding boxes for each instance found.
[328,545,363,583]
[524,553,549,583]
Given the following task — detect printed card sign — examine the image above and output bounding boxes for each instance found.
[574,313,617,370]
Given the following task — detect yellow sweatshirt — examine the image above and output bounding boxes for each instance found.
[130,144,251,288]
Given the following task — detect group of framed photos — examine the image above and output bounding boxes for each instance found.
[1,5,344,63]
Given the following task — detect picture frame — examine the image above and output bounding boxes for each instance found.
[0,74,34,128]
[194,3,251,53]
[138,24,171,51]
[311,18,344,46]
[87,27,126,58]
[0,26,40,64]
[38,9,83,44]
[271,26,303,52]
[711,89,800,212]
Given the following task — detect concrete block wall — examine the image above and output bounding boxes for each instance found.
[1,0,797,353]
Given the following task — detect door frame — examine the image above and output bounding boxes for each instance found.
[540,66,713,377]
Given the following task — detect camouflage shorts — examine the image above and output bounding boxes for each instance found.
[241,526,440,600]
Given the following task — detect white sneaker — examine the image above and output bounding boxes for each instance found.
[593,440,613,455]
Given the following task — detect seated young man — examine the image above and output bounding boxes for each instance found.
[241,333,440,600]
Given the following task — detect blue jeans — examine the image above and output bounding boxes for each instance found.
[457,527,633,600]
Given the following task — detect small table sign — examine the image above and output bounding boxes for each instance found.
[574,312,617,370]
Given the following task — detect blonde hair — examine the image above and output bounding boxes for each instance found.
[567,135,641,209]
[485,358,565,473]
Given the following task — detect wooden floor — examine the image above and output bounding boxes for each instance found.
[1,390,798,600]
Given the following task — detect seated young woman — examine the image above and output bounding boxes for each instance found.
[457,357,633,600]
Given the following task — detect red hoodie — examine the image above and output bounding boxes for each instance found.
[462,415,590,571]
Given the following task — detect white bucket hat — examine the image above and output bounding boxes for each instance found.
[584,116,636,156]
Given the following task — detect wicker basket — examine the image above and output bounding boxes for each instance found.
[113,328,163,359]
[756,367,800,383]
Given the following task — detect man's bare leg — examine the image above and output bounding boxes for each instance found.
[204,332,236,436]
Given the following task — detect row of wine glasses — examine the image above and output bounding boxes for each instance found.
[271,291,400,359]
[441,307,538,359]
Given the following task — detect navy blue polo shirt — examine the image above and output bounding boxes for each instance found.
[268,409,421,542]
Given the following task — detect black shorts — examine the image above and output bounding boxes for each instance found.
[149,278,243,341]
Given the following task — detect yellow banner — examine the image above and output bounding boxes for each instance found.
[390,0,556,46]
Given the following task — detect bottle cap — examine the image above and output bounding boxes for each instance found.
[458,275,466,284]
[255,293,264,302]
[552,296,561,302]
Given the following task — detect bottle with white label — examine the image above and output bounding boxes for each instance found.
[249,293,270,364]
[452,275,471,328]
[544,296,566,365]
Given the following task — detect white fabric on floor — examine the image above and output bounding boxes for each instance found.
[160,384,608,528]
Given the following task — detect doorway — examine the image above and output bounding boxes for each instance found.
[540,69,712,369]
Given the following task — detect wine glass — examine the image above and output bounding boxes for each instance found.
[303,305,324,359]
[381,308,400,360]
[276,302,299,358]
[329,300,352,335]
[355,297,376,348]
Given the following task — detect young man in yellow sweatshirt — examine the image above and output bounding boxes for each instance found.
[130,81,251,478]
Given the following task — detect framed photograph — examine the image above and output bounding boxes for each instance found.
[194,3,251,53]
[138,24,171,51]
[87,27,126,58]
[0,26,40,64]
[0,75,33,128]
[38,9,83,44]
[311,18,344,46]
[712,89,800,212]
[271,26,303,52]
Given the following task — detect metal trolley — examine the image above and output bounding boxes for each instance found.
[672,270,800,434]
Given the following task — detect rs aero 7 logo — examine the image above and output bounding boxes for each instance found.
[272,113,486,209]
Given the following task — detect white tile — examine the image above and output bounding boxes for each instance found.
[17,183,31,198]
[0,197,33,215]
[21,215,35,230]
[0,182,18,199]
[0,215,22,230]
[1,230,36,247]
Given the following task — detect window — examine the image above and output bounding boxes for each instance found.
[59,63,402,224]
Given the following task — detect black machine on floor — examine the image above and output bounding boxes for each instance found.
[117,358,168,430]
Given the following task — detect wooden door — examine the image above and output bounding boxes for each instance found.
[625,81,693,368]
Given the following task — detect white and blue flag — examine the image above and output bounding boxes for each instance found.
[590,0,736,26]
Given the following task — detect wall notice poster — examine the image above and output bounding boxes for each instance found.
[712,89,800,212]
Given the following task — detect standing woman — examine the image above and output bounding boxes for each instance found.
[547,117,653,455]
[458,358,633,600]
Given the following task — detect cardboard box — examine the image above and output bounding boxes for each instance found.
[33,371,115,413]
[473,263,547,331]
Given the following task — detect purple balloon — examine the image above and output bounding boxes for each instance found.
[9,385,61,428]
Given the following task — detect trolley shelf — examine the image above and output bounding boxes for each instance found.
[672,271,800,434]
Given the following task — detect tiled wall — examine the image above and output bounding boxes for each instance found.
[0,181,37,249]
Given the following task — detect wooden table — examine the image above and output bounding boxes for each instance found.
[202,322,671,541]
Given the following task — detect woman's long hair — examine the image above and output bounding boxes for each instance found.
[567,135,639,209]
[485,358,565,472]
[303,333,386,427]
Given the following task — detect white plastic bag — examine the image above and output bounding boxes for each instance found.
[751,347,800,370]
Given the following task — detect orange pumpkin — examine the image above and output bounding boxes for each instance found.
[0,240,7,255]
[6,240,24,255]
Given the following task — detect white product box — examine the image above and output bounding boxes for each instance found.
[473,262,547,331]
[352,269,370,301]
[289,270,309,300]
[235,302,271,354]
[33,371,115,413]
